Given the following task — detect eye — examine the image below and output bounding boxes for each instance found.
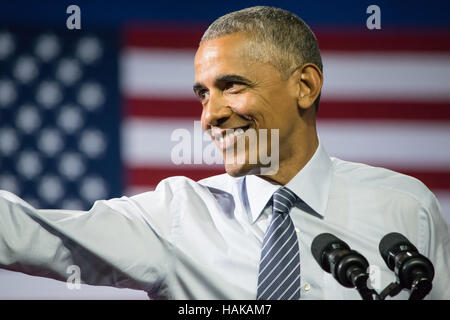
[224,81,245,93]
[197,89,209,101]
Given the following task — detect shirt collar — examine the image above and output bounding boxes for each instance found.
[245,140,333,223]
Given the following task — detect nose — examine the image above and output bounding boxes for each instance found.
[202,90,232,130]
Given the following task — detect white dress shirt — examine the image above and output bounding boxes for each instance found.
[0,142,449,299]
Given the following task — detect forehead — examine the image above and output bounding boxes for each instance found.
[194,33,256,81]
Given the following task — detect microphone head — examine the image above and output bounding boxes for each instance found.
[379,232,418,270]
[311,233,350,273]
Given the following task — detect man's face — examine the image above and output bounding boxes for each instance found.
[194,33,301,177]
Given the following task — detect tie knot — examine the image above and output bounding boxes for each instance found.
[272,187,297,215]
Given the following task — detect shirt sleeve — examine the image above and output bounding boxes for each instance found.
[0,189,172,295]
[424,193,450,299]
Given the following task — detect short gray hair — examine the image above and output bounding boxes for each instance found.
[201,6,322,74]
[201,6,323,109]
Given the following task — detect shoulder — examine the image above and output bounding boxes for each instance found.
[330,157,436,209]
[329,157,447,251]
[197,172,237,192]
[138,172,237,196]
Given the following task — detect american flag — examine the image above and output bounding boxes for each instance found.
[0,27,121,211]
[0,26,449,225]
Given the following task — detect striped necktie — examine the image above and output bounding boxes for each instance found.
[257,187,301,300]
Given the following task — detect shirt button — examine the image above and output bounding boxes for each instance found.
[303,283,311,292]
[295,228,300,233]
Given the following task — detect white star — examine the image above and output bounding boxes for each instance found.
[0,31,15,60]
[78,128,106,158]
[35,34,61,62]
[37,127,64,157]
[0,173,20,194]
[57,104,84,134]
[13,55,39,84]
[77,82,105,111]
[58,152,86,181]
[16,150,42,180]
[35,81,63,109]
[0,79,17,107]
[56,58,82,86]
[0,127,20,156]
[38,175,64,204]
[76,36,103,64]
[15,104,42,134]
[80,175,107,203]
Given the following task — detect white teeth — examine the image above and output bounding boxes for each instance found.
[214,127,248,144]
[224,129,244,140]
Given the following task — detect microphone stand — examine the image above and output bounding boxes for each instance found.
[408,273,433,300]
[349,268,432,300]
[378,282,403,300]
[371,276,432,300]
[348,266,381,300]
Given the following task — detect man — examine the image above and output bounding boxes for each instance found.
[0,6,449,299]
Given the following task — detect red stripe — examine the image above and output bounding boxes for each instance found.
[315,30,450,52]
[126,167,450,190]
[124,98,201,119]
[125,98,450,121]
[123,25,204,49]
[124,26,450,52]
[318,101,450,120]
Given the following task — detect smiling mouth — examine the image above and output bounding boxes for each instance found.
[212,125,251,150]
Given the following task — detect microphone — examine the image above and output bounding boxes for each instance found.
[311,233,378,300]
[379,232,434,299]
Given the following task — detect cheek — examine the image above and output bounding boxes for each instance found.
[228,94,263,123]
[268,94,298,128]
[227,93,249,111]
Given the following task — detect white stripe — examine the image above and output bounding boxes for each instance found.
[259,251,299,298]
[280,188,296,199]
[123,118,450,170]
[273,199,290,211]
[260,218,292,265]
[277,193,294,207]
[322,53,450,101]
[258,246,299,289]
[264,259,301,300]
[122,49,450,100]
[259,231,296,276]
[121,48,196,98]
[282,273,301,300]
[317,120,450,170]
[122,117,223,168]
[261,214,284,252]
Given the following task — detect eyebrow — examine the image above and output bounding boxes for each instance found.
[193,74,254,95]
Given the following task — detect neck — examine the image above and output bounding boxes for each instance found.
[258,126,319,186]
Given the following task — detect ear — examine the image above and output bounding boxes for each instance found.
[291,63,323,110]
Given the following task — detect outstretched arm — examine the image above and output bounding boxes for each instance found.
[0,190,171,295]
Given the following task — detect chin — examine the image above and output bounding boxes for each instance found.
[224,163,260,177]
